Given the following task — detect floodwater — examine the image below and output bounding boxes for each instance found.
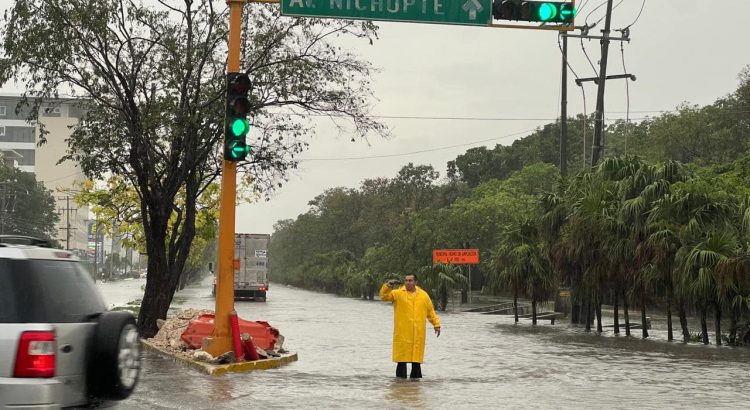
[99,278,750,409]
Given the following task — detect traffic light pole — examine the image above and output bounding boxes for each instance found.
[560,32,568,177]
[590,0,614,167]
[206,0,245,358]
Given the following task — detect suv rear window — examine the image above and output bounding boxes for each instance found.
[0,259,106,323]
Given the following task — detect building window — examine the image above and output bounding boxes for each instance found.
[0,106,6,116]
[15,149,35,166]
[0,129,34,143]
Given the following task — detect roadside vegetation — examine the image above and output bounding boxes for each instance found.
[270,67,750,346]
[1,0,382,337]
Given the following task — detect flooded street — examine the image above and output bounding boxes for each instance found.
[99,279,750,409]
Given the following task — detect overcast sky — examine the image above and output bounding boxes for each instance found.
[239,0,750,234]
[2,1,748,235]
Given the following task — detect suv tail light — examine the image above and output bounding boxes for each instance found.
[14,331,56,378]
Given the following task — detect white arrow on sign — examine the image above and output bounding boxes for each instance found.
[462,0,483,21]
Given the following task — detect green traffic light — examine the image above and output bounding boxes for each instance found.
[231,118,249,137]
[537,3,558,21]
[229,141,249,159]
[560,5,575,20]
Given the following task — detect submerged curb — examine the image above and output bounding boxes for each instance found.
[142,339,298,376]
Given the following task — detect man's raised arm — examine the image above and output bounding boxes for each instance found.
[380,280,397,302]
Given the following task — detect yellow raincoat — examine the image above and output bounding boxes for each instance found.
[380,283,441,363]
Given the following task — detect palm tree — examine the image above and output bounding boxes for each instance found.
[521,243,556,325]
[678,232,736,344]
[715,253,750,344]
[599,157,690,338]
[493,216,556,325]
[654,177,734,343]
[564,171,614,331]
[714,196,750,344]
[488,240,524,323]
[650,193,694,341]
[642,227,681,341]
[420,263,467,311]
[539,187,579,324]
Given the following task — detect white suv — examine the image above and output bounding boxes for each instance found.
[0,236,141,409]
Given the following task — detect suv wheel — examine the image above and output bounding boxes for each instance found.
[87,311,141,400]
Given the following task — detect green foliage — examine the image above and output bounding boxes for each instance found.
[270,66,750,340]
[0,167,59,240]
[0,0,384,336]
[419,263,468,311]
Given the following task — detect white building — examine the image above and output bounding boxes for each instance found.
[0,94,90,250]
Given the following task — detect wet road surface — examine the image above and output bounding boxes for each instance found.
[98,278,750,409]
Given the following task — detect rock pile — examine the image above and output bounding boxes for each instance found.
[148,308,213,359]
[147,308,286,364]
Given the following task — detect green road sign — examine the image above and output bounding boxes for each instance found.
[281,0,492,27]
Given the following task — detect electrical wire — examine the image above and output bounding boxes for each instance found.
[623,0,646,29]
[584,0,608,26]
[621,40,630,155]
[557,31,589,168]
[299,128,540,162]
[591,0,626,27]
[287,111,715,122]
[308,114,559,121]
[558,34,582,80]
[41,170,86,184]
[581,0,626,76]
[581,38,599,76]
[576,0,591,15]
[582,86,588,168]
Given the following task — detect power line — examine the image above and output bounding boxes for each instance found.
[285,109,750,124]
[42,170,85,184]
[580,0,626,77]
[558,34,582,80]
[581,37,599,76]
[591,0,626,27]
[584,0,608,25]
[299,128,539,162]
[557,31,589,169]
[299,114,671,164]
[576,0,592,15]
[623,0,646,29]
[621,40,631,155]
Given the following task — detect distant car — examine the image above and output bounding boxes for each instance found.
[0,235,141,408]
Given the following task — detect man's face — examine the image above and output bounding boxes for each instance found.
[404,275,416,291]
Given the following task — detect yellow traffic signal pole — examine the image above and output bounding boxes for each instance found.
[206,0,245,358]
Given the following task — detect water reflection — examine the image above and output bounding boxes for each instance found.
[386,378,426,409]
[102,279,750,409]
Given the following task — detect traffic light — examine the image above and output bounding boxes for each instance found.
[492,0,575,24]
[224,72,251,161]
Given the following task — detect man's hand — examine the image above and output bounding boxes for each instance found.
[387,279,398,288]
[434,327,441,338]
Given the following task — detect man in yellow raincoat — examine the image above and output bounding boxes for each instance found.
[380,273,441,379]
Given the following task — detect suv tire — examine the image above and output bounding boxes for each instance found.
[87,311,141,400]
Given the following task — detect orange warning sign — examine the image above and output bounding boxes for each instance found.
[432,249,479,265]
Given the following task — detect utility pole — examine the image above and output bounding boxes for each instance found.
[590,0,614,167]
[0,180,17,235]
[0,182,6,236]
[560,32,568,177]
[109,225,118,280]
[93,220,99,282]
[58,195,77,250]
